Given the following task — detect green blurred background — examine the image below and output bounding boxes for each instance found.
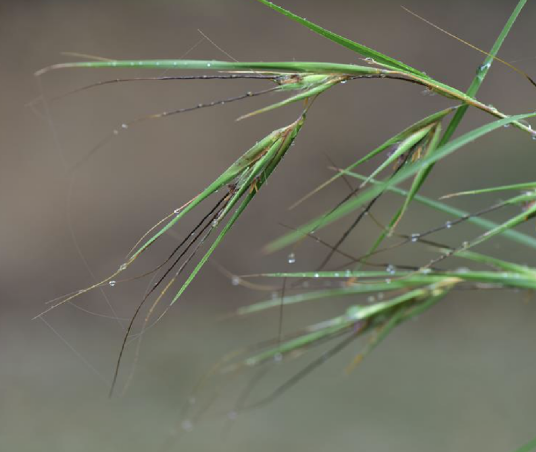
[1,0,536,451]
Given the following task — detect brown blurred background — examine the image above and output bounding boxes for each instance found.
[2,0,536,451]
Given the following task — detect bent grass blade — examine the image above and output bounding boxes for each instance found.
[266,112,536,253]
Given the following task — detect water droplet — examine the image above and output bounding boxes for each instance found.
[341,80,347,84]
[345,269,352,277]
[386,264,396,275]
[173,62,178,66]
[532,134,536,141]
[109,280,116,287]
[385,278,391,284]
[181,420,194,432]
[207,63,212,67]
[287,252,296,264]
[410,234,419,243]
[445,221,452,229]
[231,276,241,286]
[121,123,128,129]
[113,129,119,135]
[211,220,219,227]
[314,273,319,278]
[367,295,375,303]
[346,306,361,320]
[462,241,469,248]
[477,62,491,73]
[155,62,160,66]
[503,123,511,128]
[174,208,181,214]
[119,263,127,271]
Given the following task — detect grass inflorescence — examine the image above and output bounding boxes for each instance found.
[37,0,536,440]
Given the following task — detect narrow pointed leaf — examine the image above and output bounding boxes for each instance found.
[255,0,428,78]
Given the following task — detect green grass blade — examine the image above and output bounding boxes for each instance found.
[169,116,306,304]
[465,201,536,251]
[244,319,351,366]
[341,171,536,250]
[255,0,428,78]
[511,434,536,452]
[394,122,443,226]
[371,0,529,257]
[442,182,536,199]
[130,131,279,258]
[440,0,527,146]
[36,59,380,76]
[289,107,456,209]
[266,112,536,252]
[361,124,434,187]
[450,250,536,275]
[237,78,338,120]
[237,279,444,316]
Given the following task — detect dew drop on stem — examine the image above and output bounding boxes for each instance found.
[109,280,116,287]
[476,62,491,74]
[287,252,296,264]
[231,276,241,286]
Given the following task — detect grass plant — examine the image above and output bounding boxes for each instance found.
[37,0,536,444]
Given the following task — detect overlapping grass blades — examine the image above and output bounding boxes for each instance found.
[267,112,536,252]
[39,0,536,419]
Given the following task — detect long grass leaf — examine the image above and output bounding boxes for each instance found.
[255,0,428,78]
[266,112,536,252]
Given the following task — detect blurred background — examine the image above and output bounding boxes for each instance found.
[2,0,536,451]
